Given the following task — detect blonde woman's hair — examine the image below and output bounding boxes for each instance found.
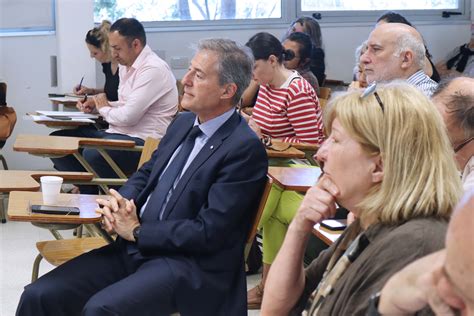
[324,81,462,224]
[85,20,112,56]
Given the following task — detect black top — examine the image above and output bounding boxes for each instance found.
[428,56,441,83]
[310,47,326,87]
[102,62,119,101]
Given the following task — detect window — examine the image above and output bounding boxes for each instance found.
[301,0,459,11]
[94,0,470,28]
[94,0,282,24]
[299,0,469,23]
[0,0,55,36]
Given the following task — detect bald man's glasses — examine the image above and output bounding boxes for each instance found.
[361,82,384,113]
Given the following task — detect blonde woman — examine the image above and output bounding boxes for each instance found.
[74,20,119,111]
[261,82,462,315]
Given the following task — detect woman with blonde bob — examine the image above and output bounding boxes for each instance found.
[261,82,462,315]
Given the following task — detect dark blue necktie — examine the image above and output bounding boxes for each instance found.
[141,125,202,222]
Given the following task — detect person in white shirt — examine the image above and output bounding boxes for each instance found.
[51,18,178,194]
[361,23,438,97]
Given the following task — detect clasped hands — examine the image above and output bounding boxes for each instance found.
[96,189,140,242]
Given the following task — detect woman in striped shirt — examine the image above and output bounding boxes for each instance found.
[245,32,325,310]
[245,32,325,145]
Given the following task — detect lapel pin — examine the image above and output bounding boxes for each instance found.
[210,145,214,150]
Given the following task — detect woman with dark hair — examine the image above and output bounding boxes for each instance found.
[74,20,119,110]
[245,31,324,145]
[376,11,441,82]
[244,32,324,309]
[282,32,320,95]
[285,16,326,86]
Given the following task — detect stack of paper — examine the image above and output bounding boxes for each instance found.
[30,111,99,123]
[36,111,99,119]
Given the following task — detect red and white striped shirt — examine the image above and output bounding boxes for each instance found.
[252,72,325,145]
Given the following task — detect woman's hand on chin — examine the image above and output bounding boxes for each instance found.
[290,175,339,235]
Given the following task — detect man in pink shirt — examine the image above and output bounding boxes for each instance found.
[51,18,178,194]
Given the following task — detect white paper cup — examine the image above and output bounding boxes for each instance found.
[40,176,63,205]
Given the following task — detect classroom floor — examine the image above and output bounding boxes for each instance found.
[0,220,261,315]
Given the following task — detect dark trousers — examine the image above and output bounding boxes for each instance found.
[50,126,144,194]
[16,242,178,316]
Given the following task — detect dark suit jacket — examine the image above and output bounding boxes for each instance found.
[119,110,268,315]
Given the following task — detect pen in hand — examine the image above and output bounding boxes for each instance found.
[75,76,84,94]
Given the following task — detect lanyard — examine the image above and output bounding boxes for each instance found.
[303,224,369,315]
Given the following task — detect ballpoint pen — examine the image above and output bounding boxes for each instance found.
[78,76,84,92]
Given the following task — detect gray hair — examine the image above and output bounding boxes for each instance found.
[433,77,474,138]
[197,38,254,105]
[353,40,368,79]
[393,32,425,70]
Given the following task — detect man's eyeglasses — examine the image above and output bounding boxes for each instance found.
[360,82,384,112]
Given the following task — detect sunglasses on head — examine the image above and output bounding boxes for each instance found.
[360,82,384,112]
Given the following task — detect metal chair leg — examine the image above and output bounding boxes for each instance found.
[31,253,43,282]
[76,225,83,238]
[0,193,7,223]
[0,153,8,170]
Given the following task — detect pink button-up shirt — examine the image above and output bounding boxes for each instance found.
[99,45,178,140]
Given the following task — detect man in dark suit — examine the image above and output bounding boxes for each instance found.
[17,39,268,316]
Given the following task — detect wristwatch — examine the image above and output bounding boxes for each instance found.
[132,225,141,242]
[367,292,381,316]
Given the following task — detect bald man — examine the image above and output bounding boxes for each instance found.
[361,23,438,96]
[432,77,474,192]
[370,190,474,315]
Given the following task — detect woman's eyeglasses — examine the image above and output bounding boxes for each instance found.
[360,82,384,112]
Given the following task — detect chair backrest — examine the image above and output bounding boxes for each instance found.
[319,98,328,111]
[319,87,331,100]
[244,175,273,259]
[137,137,160,169]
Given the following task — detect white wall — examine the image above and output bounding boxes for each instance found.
[0,0,473,170]
[1,35,58,170]
[0,0,94,170]
[144,22,472,81]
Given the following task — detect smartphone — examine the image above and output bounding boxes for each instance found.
[31,205,80,215]
[320,219,347,232]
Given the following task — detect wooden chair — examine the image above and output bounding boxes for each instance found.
[244,175,273,261]
[14,134,140,193]
[319,98,328,111]
[0,170,94,224]
[137,137,160,169]
[31,137,160,282]
[319,87,331,100]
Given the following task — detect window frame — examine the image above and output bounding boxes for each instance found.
[0,0,56,37]
[95,0,294,31]
[92,0,471,32]
[297,0,471,24]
